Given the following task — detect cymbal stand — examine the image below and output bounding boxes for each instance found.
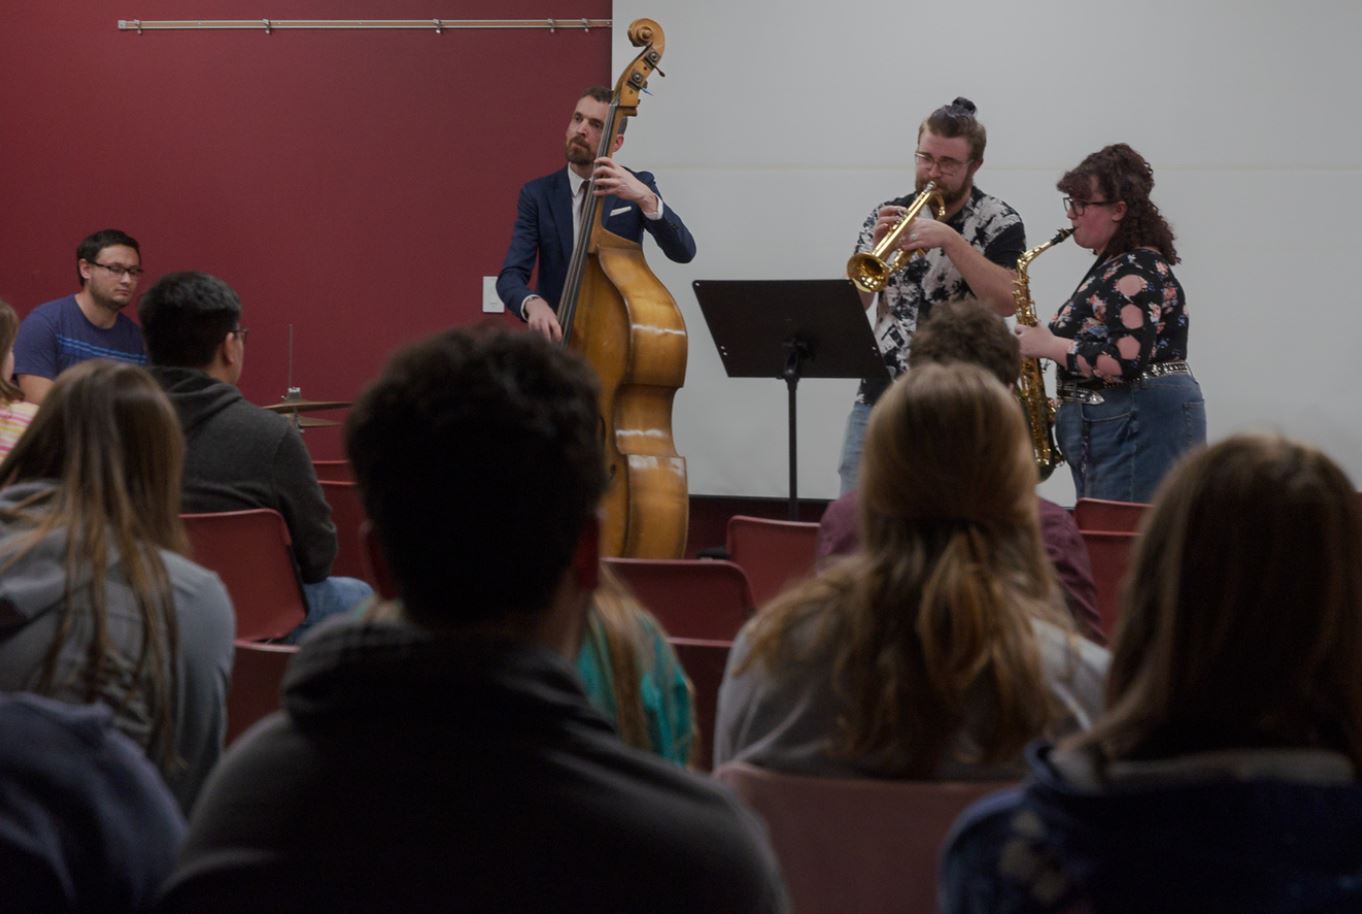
[284,324,303,434]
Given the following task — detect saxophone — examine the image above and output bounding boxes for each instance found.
[1011,227,1072,481]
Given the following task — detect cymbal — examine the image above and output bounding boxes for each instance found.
[261,398,351,414]
[296,416,342,429]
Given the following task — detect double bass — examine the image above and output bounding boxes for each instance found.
[556,19,688,559]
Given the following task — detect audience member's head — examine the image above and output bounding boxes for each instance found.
[0,299,24,402]
[1080,434,1362,766]
[75,228,141,288]
[1,360,185,549]
[138,271,244,378]
[745,363,1063,777]
[907,299,1019,386]
[859,362,1036,555]
[346,325,606,633]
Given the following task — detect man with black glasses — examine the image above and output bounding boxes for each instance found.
[838,98,1026,493]
[13,228,148,403]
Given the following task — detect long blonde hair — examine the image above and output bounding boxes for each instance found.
[0,360,188,765]
[744,363,1064,776]
[590,566,699,764]
[1074,435,1362,767]
[591,566,650,750]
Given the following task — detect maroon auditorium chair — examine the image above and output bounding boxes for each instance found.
[181,509,307,641]
[225,639,298,745]
[725,515,820,607]
[1080,528,1138,637]
[714,761,1004,914]
[605,558,754,642]
[318,479,373,585]
[668,637,732,771]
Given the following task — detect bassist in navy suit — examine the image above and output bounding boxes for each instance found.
[497,86,697,341]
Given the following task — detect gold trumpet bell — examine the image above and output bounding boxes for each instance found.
[846,182,947,294]
[846,251,898,293]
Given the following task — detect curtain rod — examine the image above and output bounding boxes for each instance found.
[117,18,611,34]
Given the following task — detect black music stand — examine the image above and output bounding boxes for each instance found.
[693,279,889,520]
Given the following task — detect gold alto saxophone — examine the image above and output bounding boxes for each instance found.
[1012,227,1072,481]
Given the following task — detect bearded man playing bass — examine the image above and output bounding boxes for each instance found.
[839,97,1026,493]
[497,86,696,342]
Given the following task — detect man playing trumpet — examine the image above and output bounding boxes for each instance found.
[839,97,1026,493]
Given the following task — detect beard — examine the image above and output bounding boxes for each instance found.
[916,174,971,209]
[564,137,594,166]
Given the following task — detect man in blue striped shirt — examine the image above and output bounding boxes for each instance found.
[13,228,147,404]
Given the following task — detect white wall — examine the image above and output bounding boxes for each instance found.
[612,0,1362,502]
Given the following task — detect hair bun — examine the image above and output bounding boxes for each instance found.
[949,97,977,116]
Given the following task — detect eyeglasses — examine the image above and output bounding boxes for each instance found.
[914,151,972,177]
[1063,197,1117,216]
[89,261,145,279]
[233,327,249,343]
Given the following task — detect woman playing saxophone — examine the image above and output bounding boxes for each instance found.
[1014,144,1205,502]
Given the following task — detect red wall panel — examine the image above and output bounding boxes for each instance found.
[0,0,610,457]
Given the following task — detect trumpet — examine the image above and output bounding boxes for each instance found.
[846,183,947,293]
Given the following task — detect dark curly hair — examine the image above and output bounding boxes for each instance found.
[1057,144,1178,263]
[346,325,606,626]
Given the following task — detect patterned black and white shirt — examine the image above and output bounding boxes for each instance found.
[852,185,1025,405]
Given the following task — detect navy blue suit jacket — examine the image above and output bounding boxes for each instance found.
[496,167,696,320]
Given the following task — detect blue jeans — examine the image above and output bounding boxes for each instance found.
[1056,372,1206,503]
[288,576,374,644]
[837,402,873,495]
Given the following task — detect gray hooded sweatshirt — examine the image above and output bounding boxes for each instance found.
[150,366,337,584]
[0,480,235,812]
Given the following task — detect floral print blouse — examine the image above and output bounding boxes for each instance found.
[1049,248,1187,384]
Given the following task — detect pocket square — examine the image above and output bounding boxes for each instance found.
[609,206,632,217]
